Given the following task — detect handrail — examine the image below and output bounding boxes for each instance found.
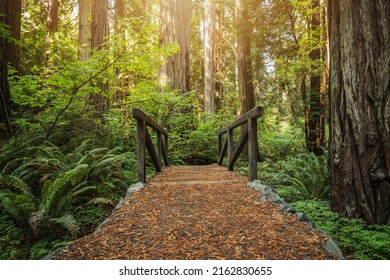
[133,108,169,183]
[217,106,263,181]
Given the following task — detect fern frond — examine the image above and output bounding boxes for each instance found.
[50,214,79,238]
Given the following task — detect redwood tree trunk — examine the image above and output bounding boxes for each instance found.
[236,0,255,115]
[159,0,191,93]
[0,1,13,138]
[204,0,216,114]
[3,0,21,72]
[45,0,59,64]
[308,0,324,155]
[78,0,91,61]
[328,0,390,224]
[90,0,109,112]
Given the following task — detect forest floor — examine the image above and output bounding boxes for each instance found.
[53,165,336,260]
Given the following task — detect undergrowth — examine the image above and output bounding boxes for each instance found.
[290,199,390,260]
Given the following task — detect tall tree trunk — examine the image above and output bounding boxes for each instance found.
[307,0,324,155]
[90,0,109,112]
[78,0,91,61]
[159,0,191,93]
[214,3,224,110]
[328,0,390,225]
[236,0,254,115]
[204,0,216,114]
[0,1,13,138]
[45,0,59,65]
[114,0,126,109]
[3,0,21,73]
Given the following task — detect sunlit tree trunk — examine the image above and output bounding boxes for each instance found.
[236,0,254,115]
[204,0,216,114]
[114,0,126,109]
[90,0,109,112]
[329,0,390,224]
[0,1,13,138]
[214,3,224,110]
[45,0,59,65]
[3,0,21,73]
[159,0,191,93]
[78,0,91,61]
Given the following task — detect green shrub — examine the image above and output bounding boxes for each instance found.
[263,152,330,200]
[291,199,390,260]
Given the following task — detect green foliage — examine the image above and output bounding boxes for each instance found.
[262,152,329,200]
[291,200,390,260]
[0,134,137,259]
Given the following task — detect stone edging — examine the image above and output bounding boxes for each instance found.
[247,180,344,260]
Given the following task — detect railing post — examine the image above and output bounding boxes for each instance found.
[157,131,163,165]
[227,128,234,171]
[163,134,169,166]
[218,134,222,156]
[248,117,258,181]
[136,119,146,183]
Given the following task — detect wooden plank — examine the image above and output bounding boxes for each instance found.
[218,136,227,165]
[145,128,161,172]
[248,117,258,181]
[217,106,263,135]
[132,108,168,136]
[227,129,234,171]
[228,129,248,170]
[136,119,146,183]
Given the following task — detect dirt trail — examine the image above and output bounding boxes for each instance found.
[54,165,335,260]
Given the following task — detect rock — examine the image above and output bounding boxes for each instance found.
[259,195,268,202]
[323,237,344,259]
[126,182,144,196]
[266,193,284,204]
[278,204,297,214]
[296,212,316,228]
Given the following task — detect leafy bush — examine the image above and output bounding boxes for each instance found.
[263,152,330,200]
[291,199,390,260]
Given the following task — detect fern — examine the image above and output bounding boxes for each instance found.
[266,152,330,200]
[50,214,79,239]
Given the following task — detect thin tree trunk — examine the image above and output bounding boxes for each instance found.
[236,0,255,115]
[78,0,91,61]
[204,0,216,114]
[0,1,13,138]
[114,0,126,110]
[45,0,59,65]
[308,0,324,155]
[3,0,21,73]
[90,0,110,112]
[328,0,390,225]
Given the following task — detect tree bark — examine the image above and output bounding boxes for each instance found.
[159,0,191,93]
[307,0,324,155]
[46,0,59,34]
[78,0,91,61]
[2,0,21,72]
[0,1,13,138]
[328,0,390,224]
[45,0,59,65]
[236,0,255,115]
[90,0,109,113]
[204,0,216,114]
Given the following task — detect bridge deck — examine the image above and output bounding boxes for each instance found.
[54,165,335,260]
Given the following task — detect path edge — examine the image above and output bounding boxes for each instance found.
[247,180,344,260]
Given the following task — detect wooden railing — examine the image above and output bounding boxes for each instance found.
[217,106,264,181]
[133,108,169,183]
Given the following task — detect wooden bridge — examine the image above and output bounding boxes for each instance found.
[53,108,339,260]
